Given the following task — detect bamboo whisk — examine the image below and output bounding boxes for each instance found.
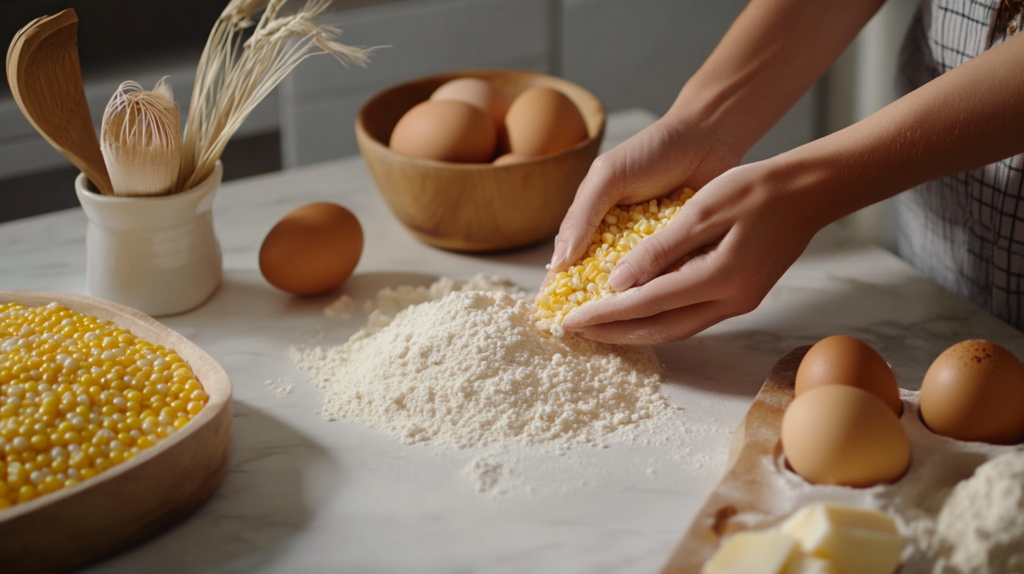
[100,78,181,197]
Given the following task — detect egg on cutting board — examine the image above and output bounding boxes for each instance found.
[795,335,902,416]
[920,339,1024,444]
[782,385,911,487]
[259,202,363,296]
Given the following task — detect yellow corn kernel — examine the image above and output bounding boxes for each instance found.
[17,485,35,503]
[0,302,208,509]
[533,189,696,331]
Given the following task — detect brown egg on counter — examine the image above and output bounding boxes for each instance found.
[504,87,588,158]
[389,99,496,163]
[259,202,363,296]
[795,335,903,416]
[920,339,1024,444]
[430,77,511,131]
[782,385,911,487]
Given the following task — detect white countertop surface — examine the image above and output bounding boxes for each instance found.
[2,109,1022,573]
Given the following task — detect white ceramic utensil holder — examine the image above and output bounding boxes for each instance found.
[75,162,223,316]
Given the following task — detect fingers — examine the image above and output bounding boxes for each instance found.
[537,266,556,294]
[607,164,754,291]
[607,201,724,292]
[549,159,619,271]
[561,250,727,328]
[565,299,740,345]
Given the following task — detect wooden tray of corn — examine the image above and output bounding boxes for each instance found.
[0,291,231,573]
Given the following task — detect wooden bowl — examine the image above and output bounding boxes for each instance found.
[356,69,605,252]
[0,291,232,573]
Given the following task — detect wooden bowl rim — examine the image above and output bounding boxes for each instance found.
[355,68,607,171]
[0,290,232,523]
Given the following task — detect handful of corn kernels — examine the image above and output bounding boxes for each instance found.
[535,188,696,333]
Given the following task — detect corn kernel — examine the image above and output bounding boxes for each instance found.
[534,189,697,331]
[18,485,35,503]
[0,302,208,509]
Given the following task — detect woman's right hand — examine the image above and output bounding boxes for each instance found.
[547,113,744,276]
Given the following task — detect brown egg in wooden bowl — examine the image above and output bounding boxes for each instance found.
[355,69,606,252]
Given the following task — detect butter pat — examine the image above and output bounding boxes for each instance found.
[780,502,903,574]
[702,531,800,574]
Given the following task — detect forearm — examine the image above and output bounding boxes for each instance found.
[771,32,1024,229]
[669,0,885,155]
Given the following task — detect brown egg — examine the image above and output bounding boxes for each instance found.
[492,153,529,166]
[795,335,902,416]
[504,87,588,157]
[389,100,496,163]
[782,385,911,487]
[430,77,511,130]
[920,339,1024,444]
[259,202,363,296]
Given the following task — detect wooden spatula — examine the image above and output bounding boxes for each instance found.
[6,9,113,196]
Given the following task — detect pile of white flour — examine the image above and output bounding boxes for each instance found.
[931,450,1024,574]
[291,275,672,449]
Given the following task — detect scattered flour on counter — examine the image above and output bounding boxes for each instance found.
[323,295,355,318]
[264,378,295,398]
[931,450,1024,574]
[291,275,672,450]
[463,455,521,497]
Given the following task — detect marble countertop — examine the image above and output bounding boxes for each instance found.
[2,109,1021,574]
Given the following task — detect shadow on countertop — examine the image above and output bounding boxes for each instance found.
[81,400,339,574]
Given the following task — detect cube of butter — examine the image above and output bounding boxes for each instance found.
[702,530,800,574]
[780,502,903,574]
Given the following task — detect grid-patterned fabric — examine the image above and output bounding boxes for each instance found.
[896,0,1024,328]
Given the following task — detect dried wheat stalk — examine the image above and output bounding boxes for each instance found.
[178,0,375,192]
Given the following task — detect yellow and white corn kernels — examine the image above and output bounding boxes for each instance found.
[0,302,208,509]
[535,188,697,331]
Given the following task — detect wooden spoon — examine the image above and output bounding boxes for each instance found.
[6,9,113,195]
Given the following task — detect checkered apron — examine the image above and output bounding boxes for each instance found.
[896,0,1024,328]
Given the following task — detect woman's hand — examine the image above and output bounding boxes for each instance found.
[548,114,744,274]
[558,159,826,344]
[539,0,937,344]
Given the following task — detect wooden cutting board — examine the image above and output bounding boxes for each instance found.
[659,343,1024,574]
[660,345,810,574]
[0,291,232,573]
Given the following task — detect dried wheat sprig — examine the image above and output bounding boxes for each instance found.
[178,0,377,192]
[100,77,181,197]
